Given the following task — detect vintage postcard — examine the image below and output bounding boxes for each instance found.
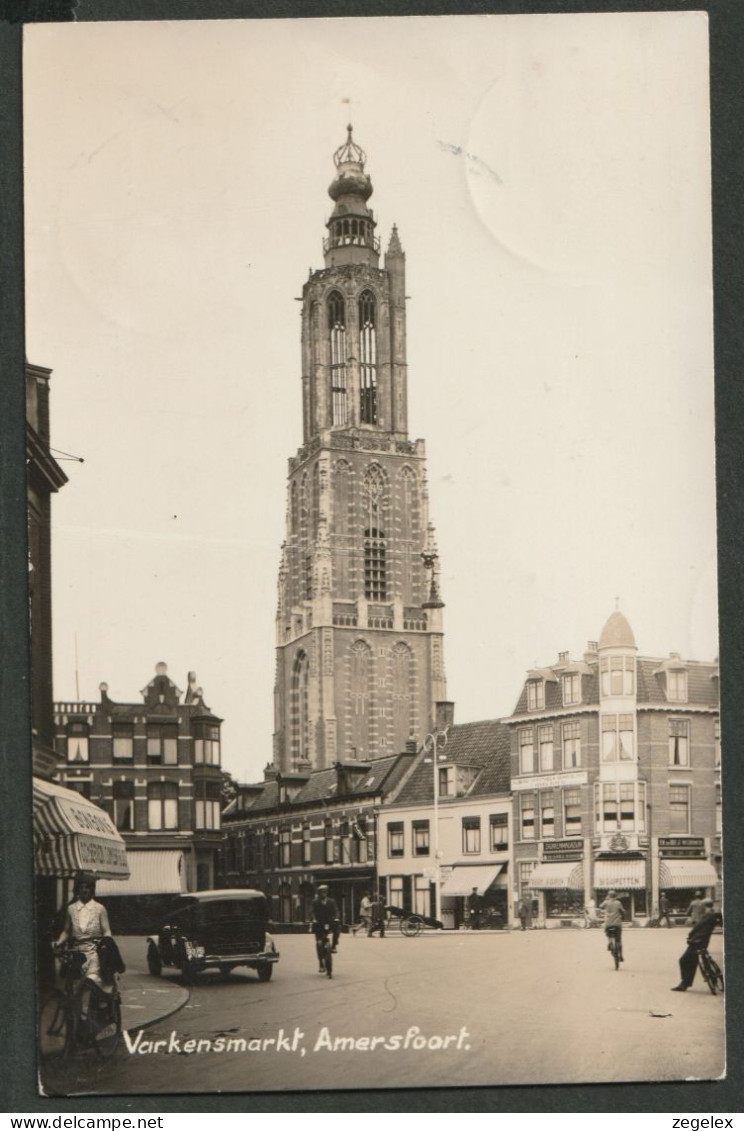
[23,13,723,1097]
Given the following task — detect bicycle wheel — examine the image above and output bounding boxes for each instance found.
[698,952,722,995]
[92,993,122,1060]
[401,915,424,937]
[324,942,333,979]
[39,992,69,1059]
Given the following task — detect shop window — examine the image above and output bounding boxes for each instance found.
[112,722,133,760]
[519,729,535,775]
[194,723,221,766]
[563,788,582,837]
[147,722,178,765]
[462,816,481,855]
[527,680,545,711]
[66,721,89,764]
[148,781,178,830]
[388,821,404,858]
[563,721,581,768]
[669,784,690,834]
[112,780,134,830]
[388,876,404,907]
[414,876,430,917]
[194,780,221,830]
[669,719,689,767]
[489,813,508,851]
[538,726,554,772]
[520,794,536,840]
[412,820,430,856]
[540,791,555,839]
[562,673,581,706]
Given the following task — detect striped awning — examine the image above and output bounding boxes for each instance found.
[528,861,584,890]
[660,860,719,890]
[96,850,187,897]
[440,864,504,897]
[593,858,645,890]
[33,777,129,879]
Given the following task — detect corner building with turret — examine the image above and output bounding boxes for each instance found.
[273,129,447,774]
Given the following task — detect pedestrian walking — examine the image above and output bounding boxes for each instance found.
[367,896,386,937]
[467,887,483,930]
[658,891,673,928]
[686,891,705,926]
[671,899,723,991]
[517,898,529,931]
[353,891,372,936]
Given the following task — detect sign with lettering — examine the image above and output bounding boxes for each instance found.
[543,840,584,861]
[512,770,588,792]
[658,836,706,858]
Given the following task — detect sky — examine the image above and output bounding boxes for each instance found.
[23,13,717,784]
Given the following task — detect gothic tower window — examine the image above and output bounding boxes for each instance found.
[349,640,372,758]
[363,465,387,600]
[291,650,310,764]
[312,463,321,532]
[290,481,298,535]
[391,642,413,752]
[328,291,348,426]
[359,290,377,424]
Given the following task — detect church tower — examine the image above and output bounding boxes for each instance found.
[273,128,447,773]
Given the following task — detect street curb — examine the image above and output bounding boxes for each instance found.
[125,985,190,1035]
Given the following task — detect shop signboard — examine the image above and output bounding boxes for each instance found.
[542,839,583,862]
[658,836,706,858]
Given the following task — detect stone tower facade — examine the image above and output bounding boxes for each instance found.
[273,128,447,773]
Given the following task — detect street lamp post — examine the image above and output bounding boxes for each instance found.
[423,726,449,924]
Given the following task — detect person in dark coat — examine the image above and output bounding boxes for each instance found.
[517,899,529,931]
[367,896,386,937]
[467,887,484,930]
[310,885,340,971]
[671,899,723,991]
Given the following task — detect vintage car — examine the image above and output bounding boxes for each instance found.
[146,889,279,983]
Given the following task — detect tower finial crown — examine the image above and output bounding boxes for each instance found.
[333,123,367,170]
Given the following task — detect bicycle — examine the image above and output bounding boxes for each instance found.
[40,942,122,1061]
[605,926,623,971]
[697,947,724,995]
[316,924,334,978]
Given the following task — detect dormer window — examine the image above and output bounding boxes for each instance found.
[600,657,635,696]
[562,673,581,706]
[666,669,688,703]
[527,680,545,711]
[438,763,478,798]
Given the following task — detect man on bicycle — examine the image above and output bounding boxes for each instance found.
[671,898,723,991]
[311,884,340,973]
[601,890,624,962]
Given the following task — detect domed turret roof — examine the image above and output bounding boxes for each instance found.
[328,124,373,203]
[598,610,636,650]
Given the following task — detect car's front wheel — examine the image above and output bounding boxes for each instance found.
[256,962,273,982]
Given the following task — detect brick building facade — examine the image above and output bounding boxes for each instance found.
[508,610,720,926]
[55,663,223,929]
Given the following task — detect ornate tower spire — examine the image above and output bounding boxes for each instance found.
[324,125,379,269]
[273,132,447,773]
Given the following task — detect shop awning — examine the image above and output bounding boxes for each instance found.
[33,778,129,879]
[96,850,187,897]
[528,861,584,890]
[440,864,504,897]
[660,860,719,890]
[594,858,646,890]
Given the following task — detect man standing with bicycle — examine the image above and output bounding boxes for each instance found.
[601,890,624,963]
[671,898,722,992]
[310,884,340,973]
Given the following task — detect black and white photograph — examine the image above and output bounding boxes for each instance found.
[21,11,724,1098]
